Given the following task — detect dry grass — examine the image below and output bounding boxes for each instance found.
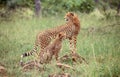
[0,11,120,77]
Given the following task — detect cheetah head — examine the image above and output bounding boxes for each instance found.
[64,12,75,22]
[57,32,66,40]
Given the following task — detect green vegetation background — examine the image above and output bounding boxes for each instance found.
[0,0,120,77]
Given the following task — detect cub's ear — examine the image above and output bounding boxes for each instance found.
[58,32,63,37]
[58,33,62,37]
[58,32,65,38]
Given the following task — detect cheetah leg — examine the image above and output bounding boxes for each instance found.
[72,36,77,53]
[55,53,59,61]
[69,38,74,54]
[68,36,78,62]
[69,36,77,54]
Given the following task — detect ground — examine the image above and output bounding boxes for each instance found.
[0,12,120,77]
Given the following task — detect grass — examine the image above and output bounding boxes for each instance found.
[0,12,120,77]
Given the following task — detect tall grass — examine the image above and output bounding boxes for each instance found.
[0,12,120,77]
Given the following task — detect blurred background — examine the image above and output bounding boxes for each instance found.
[0,0,120,77]
[0,0,120,20]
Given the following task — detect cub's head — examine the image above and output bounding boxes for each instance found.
[57,32,66,40]
[64,12,75,22]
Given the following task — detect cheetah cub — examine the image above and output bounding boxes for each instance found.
[38,32,66,64]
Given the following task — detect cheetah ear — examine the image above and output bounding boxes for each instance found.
[58,32,62,37]
[69,12,74,16]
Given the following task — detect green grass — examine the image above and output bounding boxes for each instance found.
[0,13,120,77]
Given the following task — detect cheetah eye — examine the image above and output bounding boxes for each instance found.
[65,18,68,21]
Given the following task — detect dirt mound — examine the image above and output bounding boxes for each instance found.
[59,53,88,64]
[49,73,71,77]
[0,64,7,77]
[20,60,44,72]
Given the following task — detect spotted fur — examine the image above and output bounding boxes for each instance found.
[21,12,80,62]
[38,32,66,64]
